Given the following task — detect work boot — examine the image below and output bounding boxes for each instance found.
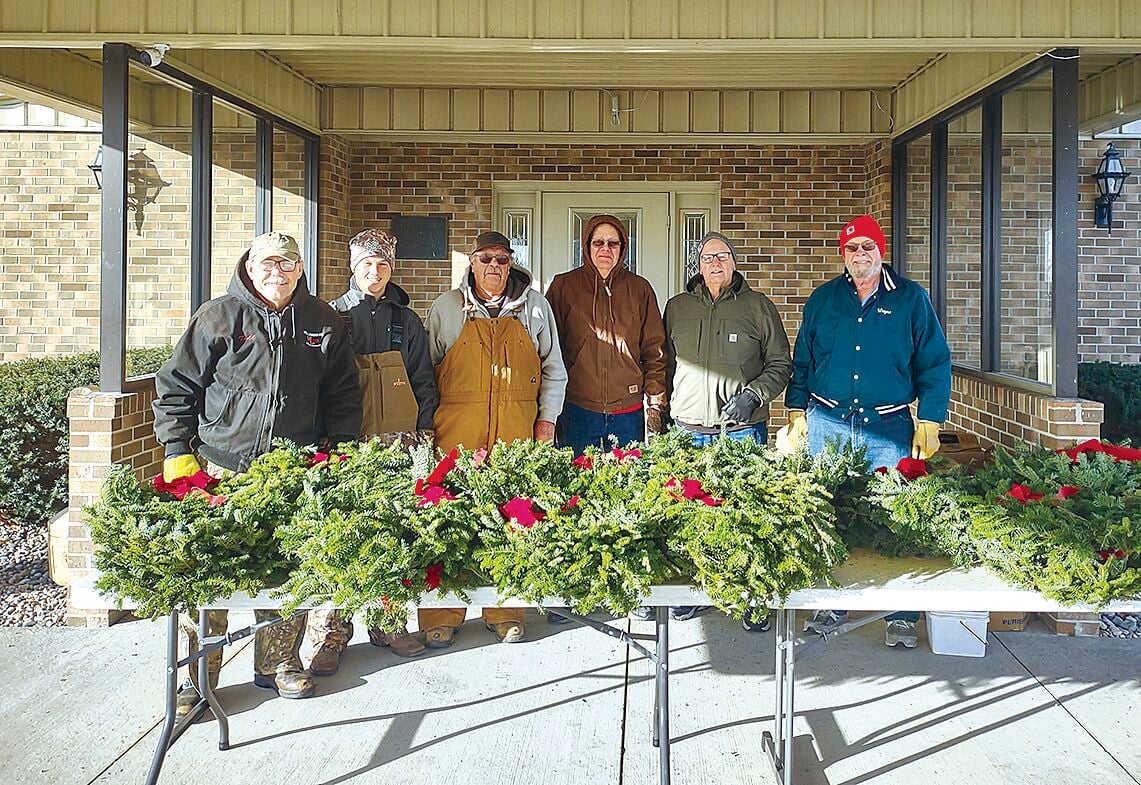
[423,625,457,649]
[885,619,919,648]
[669,606,707,621]
[253,610,315,699]
[486,620,525,643]
[309,621,353,676]
[369,625,426,657]
[628,606,655,621]
[804,609,849,636]
[176,609,227,719]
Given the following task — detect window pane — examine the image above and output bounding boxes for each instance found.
[945,107,984,370]
[272,126,306,257]
[1000,71,1054,384]
[125,66,192,377]
[211,99,259,299]
[904,134,932,294]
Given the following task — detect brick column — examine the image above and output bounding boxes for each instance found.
[65,382,162,627]
[947,374,1103,450]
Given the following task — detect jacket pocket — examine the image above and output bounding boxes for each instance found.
[669,317,704,363]
[200,388,267,456]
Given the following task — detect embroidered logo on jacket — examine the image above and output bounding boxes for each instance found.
[304,329,331,351]
[876,307,892,316]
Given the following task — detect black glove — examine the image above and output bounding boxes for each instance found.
[720,389,760,424]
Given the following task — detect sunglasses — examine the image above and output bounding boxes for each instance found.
[590,239,622,249]
[473,253,512,266]
[843,241,879,254]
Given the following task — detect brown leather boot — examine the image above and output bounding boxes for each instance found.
[368,625,426,657]
[309,621,354,676]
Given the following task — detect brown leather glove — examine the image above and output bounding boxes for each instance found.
[645,405,666,435]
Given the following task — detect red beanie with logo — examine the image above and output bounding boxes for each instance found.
[839,215,886,257]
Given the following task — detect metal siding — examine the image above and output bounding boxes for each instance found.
[422,88,451,130]
[781,90,811,133]
[661,90,690,132]
[691,91,721,133]
[722,90,750,133]
[751,90,781,132]
[453,89,482,131]
[483,89,511,131]
[361,87,391,130]
[811,89,841,133]
[725,0,771,38]
[542,89,571,132]
[632,89,661,132]
[392,88,421,130]
[572,89,601,132]
[513,89,540,131]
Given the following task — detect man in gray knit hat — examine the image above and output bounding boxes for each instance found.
[661,231,792,623]
[664,231,792,447]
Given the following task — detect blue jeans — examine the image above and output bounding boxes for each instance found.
[684,423,768,448]
[557,401,646,456]
[807,404,919,624]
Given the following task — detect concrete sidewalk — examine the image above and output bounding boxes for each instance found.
[0,610,1137,785]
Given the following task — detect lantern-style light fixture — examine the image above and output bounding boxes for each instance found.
[1092,142,1131,230]
[87,146,171,234]
[87,146,102,189]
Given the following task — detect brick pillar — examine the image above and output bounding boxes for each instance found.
[65,383,163,627]
[947,374,1104,450]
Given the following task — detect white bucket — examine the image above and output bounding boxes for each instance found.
[926,611,989,657]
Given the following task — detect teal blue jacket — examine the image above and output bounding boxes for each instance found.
[786,265,951,423]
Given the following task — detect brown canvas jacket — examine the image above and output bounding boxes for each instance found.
[545,214,667,414]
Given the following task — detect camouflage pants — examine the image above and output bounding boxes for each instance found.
[178,609,228,691]
[180,609,309,682]
[306,608,355,653]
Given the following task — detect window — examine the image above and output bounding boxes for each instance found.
[891,50,1077,395]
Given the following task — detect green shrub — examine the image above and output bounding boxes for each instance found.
[0,346,172,526]
[1078,362,1141,444]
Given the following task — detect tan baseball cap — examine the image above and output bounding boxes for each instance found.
[248,232,302,266]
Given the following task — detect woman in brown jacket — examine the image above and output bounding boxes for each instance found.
[545,214,668,455]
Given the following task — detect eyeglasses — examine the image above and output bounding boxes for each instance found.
[255,258,300,272]
[843,241,879,254]
[473,253,512,266]
[699,251,733,264]
[590,239,622,249]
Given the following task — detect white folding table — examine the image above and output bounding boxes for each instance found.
[71,551,1141,785]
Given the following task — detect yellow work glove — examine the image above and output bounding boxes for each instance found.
[912,420,942,460]
[163,454,202,482]
[787,409,808,449]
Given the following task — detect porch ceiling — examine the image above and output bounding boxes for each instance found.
[267,49,938,90]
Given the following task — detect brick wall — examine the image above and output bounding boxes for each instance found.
[0,130,306,362]
[1078,138,1141,364]
[345,141,883,363]
[317,134,354,302]
[65,383,162,626]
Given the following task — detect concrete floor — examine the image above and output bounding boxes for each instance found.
[1,610,1137,785]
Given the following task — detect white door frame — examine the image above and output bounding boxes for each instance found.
[492,180,720,300]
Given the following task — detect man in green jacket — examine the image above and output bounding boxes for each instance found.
[662,230,792,622]
[665,231,792,446]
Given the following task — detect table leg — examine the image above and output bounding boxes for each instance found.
[781,608,796,785]
[197,609,230,750]
[144,611,179,785]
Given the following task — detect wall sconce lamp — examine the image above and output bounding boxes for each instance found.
[88,146,171,235]
[1092,142,1131,231]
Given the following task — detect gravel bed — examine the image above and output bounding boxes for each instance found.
[1100,613,1141,639]
[0,522,67,627]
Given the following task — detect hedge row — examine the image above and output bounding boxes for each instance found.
[0,347,171,526]
[1078,362,1141,445]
